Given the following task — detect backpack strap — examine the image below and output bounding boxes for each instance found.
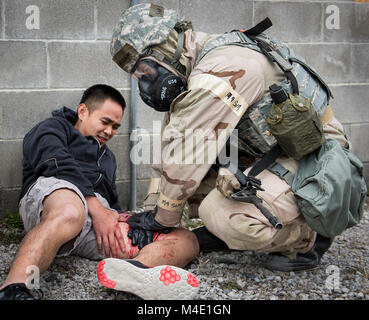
[235,17,299,95]
[247,144,284,177]
[268,162,295,186]
[242,17,273,36]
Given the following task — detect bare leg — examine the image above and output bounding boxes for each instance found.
[0,189,85,290]
[135,229,199,267]
[115,222,199,267]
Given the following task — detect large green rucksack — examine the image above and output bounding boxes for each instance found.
[291,139,367,238]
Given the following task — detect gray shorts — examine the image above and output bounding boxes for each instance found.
[19,176,112,261]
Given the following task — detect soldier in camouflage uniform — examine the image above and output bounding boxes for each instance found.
[108,3,351,275]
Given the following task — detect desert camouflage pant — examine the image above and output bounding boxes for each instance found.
[192,162,316,259]
[192,116,350,258]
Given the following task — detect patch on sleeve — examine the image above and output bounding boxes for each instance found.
[188,73,249,117]
[157,192,187,212]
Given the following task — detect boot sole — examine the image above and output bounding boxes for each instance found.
[97,258,199,300]
[265,264,320,273]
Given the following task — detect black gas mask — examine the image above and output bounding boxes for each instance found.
[133,59,186,112]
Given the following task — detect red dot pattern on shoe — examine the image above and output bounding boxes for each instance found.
[187,273,199,287]
[97,260,116,289]
[159,266,181,286]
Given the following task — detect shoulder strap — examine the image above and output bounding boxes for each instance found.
[242,17,273,36]
[247,145,284,177]
[248,36,299,94]
[232,18,299,94]
[220,145,284,182]
[268,162,295,186]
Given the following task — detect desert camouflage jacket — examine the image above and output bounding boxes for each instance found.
[148,30,285,226]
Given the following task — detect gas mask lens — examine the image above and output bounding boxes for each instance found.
[133,59,158,82]
[132,59,186,112]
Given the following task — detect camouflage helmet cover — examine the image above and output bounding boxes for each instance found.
[111,3,188,73]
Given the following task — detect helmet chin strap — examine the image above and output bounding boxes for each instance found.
[143,26,187,78]
[172,24,185,69]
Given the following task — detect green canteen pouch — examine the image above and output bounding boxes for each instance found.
[266,94,325,160]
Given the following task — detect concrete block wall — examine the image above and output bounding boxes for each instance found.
[0,0,368,216]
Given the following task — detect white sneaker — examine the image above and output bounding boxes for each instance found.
[97,258,199,300]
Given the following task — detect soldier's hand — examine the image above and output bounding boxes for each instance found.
[216,167,241,199]
[126,210,172,249]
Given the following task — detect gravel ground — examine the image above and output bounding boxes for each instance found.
[1,199,368,300]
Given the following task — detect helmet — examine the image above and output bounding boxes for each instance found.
[111,3,192,75]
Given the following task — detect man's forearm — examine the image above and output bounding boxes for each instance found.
[85,196,107,218]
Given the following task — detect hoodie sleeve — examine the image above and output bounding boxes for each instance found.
[23,118,95,197]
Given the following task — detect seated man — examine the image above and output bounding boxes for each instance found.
[0,84,199,300]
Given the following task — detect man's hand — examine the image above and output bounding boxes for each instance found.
[127,211,171,249]
[86,196,125,258]
[216,167,241,199]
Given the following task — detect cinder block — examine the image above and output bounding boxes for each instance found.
[254,1,321,42]
[329,85,369,124]
[0,41,47,88]
[289,43,352,84]
[115,178,150,210]
[108,134,131,181]
[0,188,21,217]
[137,163,152,180]
[0,139,23,188]
[134,133,154,180]
[97,0,130,40]
[115,180,130,210]
[136,178,150,206]
[0,1,3,39]
[48,41,129,89]
[0,90,81,139]
[136,96,168,132]
[179,0,253,34]
[111,130,153,194]
[323,3,369,42]
[4,0,94,40]
[348,123,369,163]
[352,44,369,83]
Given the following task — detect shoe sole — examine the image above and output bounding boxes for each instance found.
[97,258,199,300]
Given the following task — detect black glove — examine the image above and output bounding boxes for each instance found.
[126,211,172,249]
